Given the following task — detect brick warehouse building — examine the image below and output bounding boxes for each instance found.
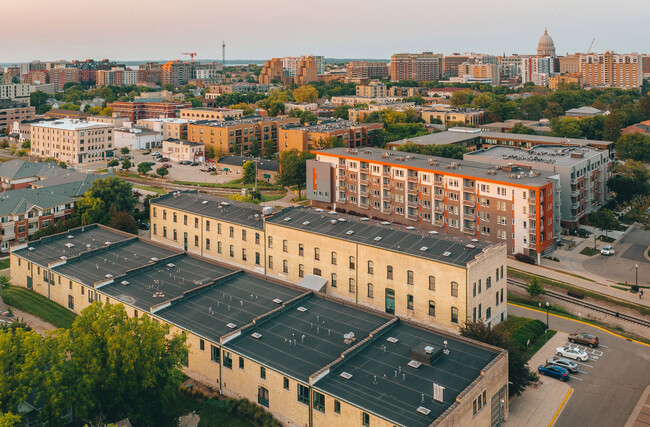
[108,101,192,121]
[10,224,509,427]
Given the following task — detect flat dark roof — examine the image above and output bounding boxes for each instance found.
[314,322,500,427]
[225,294,389,381]
[151,191,266,230]
[266,207,489,268]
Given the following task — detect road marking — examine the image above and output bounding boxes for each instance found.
[590,356,599,360]
[571,376,584,381]
[574,361,593,367]
[548,388,573,427]
[600,345,609,348]
[578,370,589,374]
[508,302,650,348]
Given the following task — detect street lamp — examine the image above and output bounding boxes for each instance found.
[545,302,549,330]
[636,264,639,289]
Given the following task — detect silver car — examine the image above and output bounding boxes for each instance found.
[546,357,579,373]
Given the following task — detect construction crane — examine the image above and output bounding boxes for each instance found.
[587,38,595,54]
[181,52,197,62]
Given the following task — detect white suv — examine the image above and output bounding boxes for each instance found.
[556,346,589,362]
[601,245,615,256]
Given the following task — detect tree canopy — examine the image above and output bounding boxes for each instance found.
[242,160,256,184]
[277,150,315,200]
[590,209,620,237]
[615,133,650,162]
[292,85,319,103]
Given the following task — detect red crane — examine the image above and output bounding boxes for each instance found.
[181,52,197,62]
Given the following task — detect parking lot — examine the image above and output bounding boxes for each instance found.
[509,304,650,427]
[127,150,232,184]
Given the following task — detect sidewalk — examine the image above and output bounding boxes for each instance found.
[510,259,650,308]
[507,332,572,427]
[625,384,650,427]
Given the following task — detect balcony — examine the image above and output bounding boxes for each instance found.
[462,199,476,208]
[462,185,475,192]
[434,193,444,201]
[407,187,418,195]
[359,179,369,186]
[528,242,537,250]
[434,206,445,214]
[433,220,444,227]
[382,171,391,177]
[433,180,444,187]
[461,227,476,235]
[407,200,419,208]
[360,191,369,197]
[359,202,370,209]
[360,166,369,173]
[571,190,579,197]
[406,214,419,221]
[463,213,476,221]
[528,211,537,219]
[407,175,418,183]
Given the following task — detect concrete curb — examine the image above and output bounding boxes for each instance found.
[624,384,650,427]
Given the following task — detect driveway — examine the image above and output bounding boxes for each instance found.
[583,224,650,286]
[508,304,650,427]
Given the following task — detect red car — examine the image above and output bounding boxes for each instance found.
[568,333,599,348]
[162,164,172,168]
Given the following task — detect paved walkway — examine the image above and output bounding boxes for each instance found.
[511,259,650,308]
[7,307,57,335]
[507,332,572,427]
[625,385,650,427]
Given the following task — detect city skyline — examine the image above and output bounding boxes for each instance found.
[4,0,649,63]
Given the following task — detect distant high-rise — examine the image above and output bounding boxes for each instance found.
[346,61,389,81]
[536,28,556,57]
[389,52,442,82]
[580,51,643,89]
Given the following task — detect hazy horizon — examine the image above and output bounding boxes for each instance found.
[3,0,649,64]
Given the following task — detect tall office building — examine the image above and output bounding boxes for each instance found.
[390,52,442,82]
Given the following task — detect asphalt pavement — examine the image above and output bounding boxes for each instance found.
[508,304,650,427]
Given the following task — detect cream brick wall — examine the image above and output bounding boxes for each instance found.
[466,243,508,327]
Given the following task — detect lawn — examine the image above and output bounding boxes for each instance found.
[0,258,9,270]
[172,179,283,192]
[2,285,77,329]
[164,392,253,427]
[598,235,616,243]
[524,329,558,360]
[261,194,285,203]
[579,247,600,256]
[133,184,167,195]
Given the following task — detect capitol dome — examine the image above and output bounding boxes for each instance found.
[537,27,556,57]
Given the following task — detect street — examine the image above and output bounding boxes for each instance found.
[508,304,650,427]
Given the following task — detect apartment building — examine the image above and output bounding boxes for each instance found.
[520,57,553,86]
[283,55,325,76]
[348,102,417,123]
[580,52,643,89]
[207,83,271,94]
[308,147,557,258]
[30,119,114,165]
[258,58,284,85]
[355,82,388,98]
[330,95,403,107]
[278,120,383,152]
[10,223,508,427]
[481,119,552,135]
[162,139,204,162]
[150,191,508,330]
[548,73,584,90]
[161,60,193,86]
[0,84,33,102]
[559,54,582,74]
[345,61,389,82]
[108,101,192,121]
[421,105,486,126]
[390,53,442,82]
[188,116,300,156]
[21,70,49,85]
[137,118,191,140]
[457,63,500,86]
[48,68,81,91]
[465,145,611,228]
[0,100,35,131]
[179,108,243,121]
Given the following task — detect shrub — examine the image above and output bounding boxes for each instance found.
[631,285,639,292]
[515,253,536,264]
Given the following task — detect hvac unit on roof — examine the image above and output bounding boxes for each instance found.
[272,298,283,304]
[416,407,431,416]
[104,241,111,245]
[105,274,113,278]
[167,263,176,268]
[284,217,291,222]
[60,256,67,260]
[419,246,428,252]
[296,306,307,312]
[373,236,382,241]
[408,360,422,369]
[150,257,159,262]
[346,230,354,235]
[202,200,209,204]
[428,230,438,235]
[465,244,475,249]
[406,226,415,230]
[28,247,35,251]
[337,218,346,222]
[314,208,323,212]
[381,221,391,225]
[67,235,74,239]
[386,337,399,344]
[302,221,310,226]
[330,219,337,225]
[251,332,262,339]
[121,281,129,286]
[328,211,337,214]
[339,372,353,380]
[360,217,369,221]
[226,323,237,329]
[442,251,451,257]
[65,243,75,248]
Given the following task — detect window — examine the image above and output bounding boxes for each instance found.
[153,207,157,218]
[206,238,210,250]
[496,268,500,282]
[473,282,476,297]
[451,307,459,323]
[206,220,210,231]
[407,270,414,285]
[163,226,167,238]
[496,292,500,306]
[367,283,374,298]
[387,265,393,280]
[229,226,234,238]
[268,236,273,248]
[211,345,220,363]
[297,384,309,405]
[473,307,477,321]
[173,229,177,241]
[429,276,435,291]
[200,339,205,351]
[268,256,273,270]
[486,307,492,319]
[223,351,232,369]
[407,294,414,310]
[255,252,261,266]
[195,217,199,228]
[283,240,288,252]
[242,229,246,241]
[284,377,289,390]
[242,248,247,261]
[283,260,288,274]
[486,277,491,289]
[298,244,304,256]
[229,245,234,257]
[163,210,167,220]
[334,399,341,414]
[255,233,260,245]
[260,366,266,379]
[367,261,374,275]
[218,241,222,254]
[258,386,269,408]
[173,212,177,223]
[194,235,199,247]
[362,412,370,427]
[349,256,355,270]
[428,301,435,317]
[313,268,321,276]
[183,214,188,225]
[331,273,337,288]
[501,288,504,303]
[478,279,482,294]
[239,357,244,369]
[299,264,304,278]
[349,278,355,293]
[331,251,337,265]
[68,295,74,310]
[451,282,458,297]
[313,391,325,413]
[314,247,320,260]
[478,304,482,319]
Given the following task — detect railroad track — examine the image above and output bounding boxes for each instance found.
[507,278,650,328]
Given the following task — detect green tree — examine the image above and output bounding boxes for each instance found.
[29,91,48,109]
[75,195,106,226]
[639,94,650,120]
[292,85,319,103]
[121,158,131,171]
[230,102,255,115]
[85,177,137,215]
[156,166,169,178]
[233,143,242,156]
[107,159,119,167]
[603,111,624,142]
[163,84,175,92]
[248,139,261,157]
[263,140,275,159]
[120,147,130,156]
[615,133,650,162]
[367,129,387,148]
[449,89,475,107]
[590,209,620,238]
[333,105,351,120]
[526,277,546,298]
[277,150,315,200]
[313,136,345,149]
[242,160,256,184]
[137,161,152,175]
[108,211,138,234]
[508,123,536,135]
[100,107,113,116]
[0,412,21,427]
[20,140,30,149]
[460,320,537,397]
[551,117,582,138]
[420,144,468,159]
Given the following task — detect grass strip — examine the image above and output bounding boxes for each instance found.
[2,285,77,329]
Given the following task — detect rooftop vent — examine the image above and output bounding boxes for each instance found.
[67,235,74,239]
[442,251,451,257]
[337,218,346,222]
[105,274,113,278]
[330,220,337,225]
[340,372,353,380]
[226,323,237,329]
[314,208,323,212]
[121,281,129,286]
[297,306,307,312]
[424,345,435,354]
[386,337,399,344]
[167,263,176,268]
[408,360,422,369]
[419,246,428,252]
[65,243,75,248]
[360,217,370,221]
[28,247,35,251]
[406,226,416,230]
[60,256,67,260]
[428,230,439,235]
[251,332,262,339]
[381,221,391,225]
[410,342,443,366]
[272,298,283,304]
[374,236,382,241]
[150,257,159,262]
[284,217,291,222]
[346,230,354,235]
[328,211,337,214]
[104,241,111,245]
[471,238,479,242]
[302,221,310,226]
[416,407,431,416]
[220,201,230,206]
[465,244,475,249]
[202,200,209,204]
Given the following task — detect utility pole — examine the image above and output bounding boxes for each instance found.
[222,41,226,67]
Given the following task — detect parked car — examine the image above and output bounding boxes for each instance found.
[568,333,599,348]
[138,222,150,230]
[151,151,161,157]
[538,364,570,381]
[179,160,191,165]
[556,346,589,361]
[600,245,615,256]
[162,164,172,168]
[546,357,579,373]
[190,162,199,166]
[200,166,215,172]
[157,157,170,162]
[147,161,157,166]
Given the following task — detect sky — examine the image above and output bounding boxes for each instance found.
[3,0,649,64]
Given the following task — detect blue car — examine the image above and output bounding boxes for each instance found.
[538,364,570,381]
